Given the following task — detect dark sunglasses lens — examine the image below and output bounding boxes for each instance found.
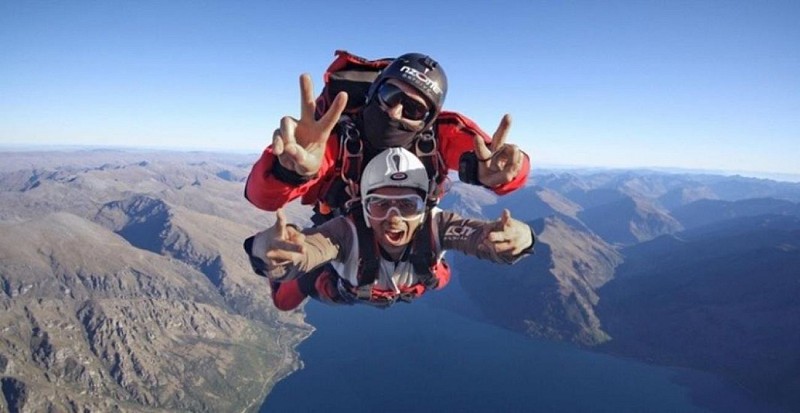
[401,100,428,121]
[378,84,429,121]
[378,83,404,107]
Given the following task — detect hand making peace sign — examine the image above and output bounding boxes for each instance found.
[473,114,525,188]
[272,74,348,176]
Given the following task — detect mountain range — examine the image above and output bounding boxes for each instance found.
[0,150,312,412]
[3,151,800,412]
[442,168,800,412]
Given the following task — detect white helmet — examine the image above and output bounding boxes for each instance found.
[360,147,429,223]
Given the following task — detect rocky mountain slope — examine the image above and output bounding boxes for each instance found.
[4,152,799,412]
[597,214,800,411]
[671,197,800,230]
[447,171,800,412]
[453,214,622,345]
[0,150,310,412]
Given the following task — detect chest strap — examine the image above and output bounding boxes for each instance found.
[351,210,439,302]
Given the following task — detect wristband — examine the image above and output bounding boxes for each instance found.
[243,236,269,278]
[458,152,482,186]
[272,158,317,186]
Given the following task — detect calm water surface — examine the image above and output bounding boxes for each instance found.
[261,279,782,413]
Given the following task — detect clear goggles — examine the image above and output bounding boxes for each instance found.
[363,193,426,221]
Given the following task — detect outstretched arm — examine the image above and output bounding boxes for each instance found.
[244,136,339,211]
[246,209,349,280]
[437,208,534,264]
[244,73,347,211]
[272,74,347,176]
[436,112,530,196]
[472,115,527,190]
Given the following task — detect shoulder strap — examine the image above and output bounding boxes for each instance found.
[329,126,446,220]
[409,210,439,288]
[311,118,362,225]
[352,209,380,288]
[414,128,446,207]
[339,119,364,214]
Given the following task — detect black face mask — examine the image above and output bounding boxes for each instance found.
[360,100,419,150]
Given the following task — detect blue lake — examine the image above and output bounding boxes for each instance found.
[261,277,783,413]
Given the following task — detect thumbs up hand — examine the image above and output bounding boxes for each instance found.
[481,209,533,257]
[255,208,306,271]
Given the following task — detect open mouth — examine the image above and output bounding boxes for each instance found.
[384,228,406,244]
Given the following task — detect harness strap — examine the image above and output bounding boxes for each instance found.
[353,209,380,288]
[408,210,439,289]
[351,210,439,302]
[415,128,444,207]
[312,119,361,224]
[339,120,363,213]
[314,116,449,225]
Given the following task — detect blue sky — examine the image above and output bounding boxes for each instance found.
[1,1,798,176]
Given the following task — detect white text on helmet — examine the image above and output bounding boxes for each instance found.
[400,66,443,96]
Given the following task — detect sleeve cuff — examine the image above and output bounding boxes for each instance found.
[272,157,318,185]
[243,236,269,278]
[458,152,487,187]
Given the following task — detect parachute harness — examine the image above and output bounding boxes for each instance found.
[339,120,364,214]
[414,128,443,207]
[338,119,442,214]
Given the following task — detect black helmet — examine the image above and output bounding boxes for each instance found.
[367,53,448,129]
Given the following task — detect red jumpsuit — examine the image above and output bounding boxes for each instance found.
[245,111,530,211]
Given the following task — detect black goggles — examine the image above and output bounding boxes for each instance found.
[376,83,430,121]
